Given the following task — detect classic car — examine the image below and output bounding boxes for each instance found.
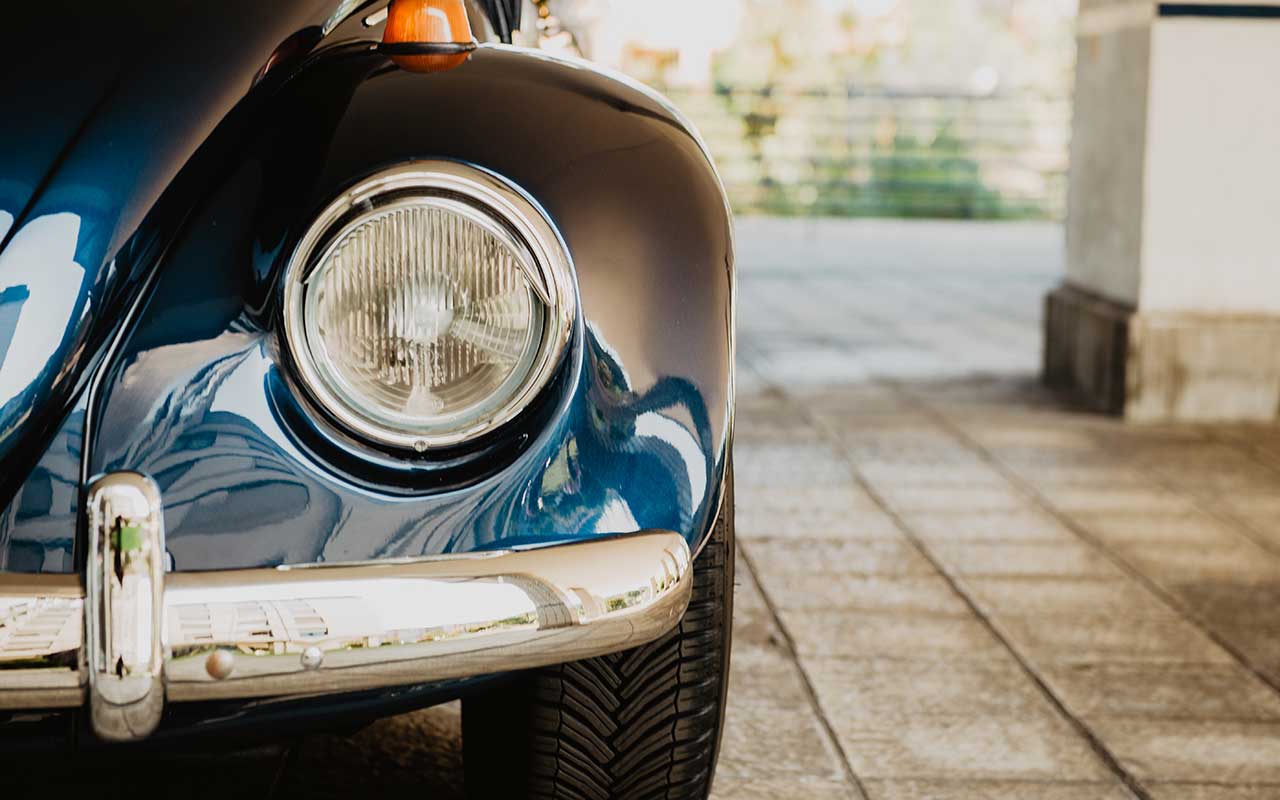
[0,1,735,797]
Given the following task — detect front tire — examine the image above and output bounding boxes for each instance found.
[463,475,735,800]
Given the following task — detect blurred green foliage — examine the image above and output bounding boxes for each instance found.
[596,0,1075,219]
[666,85,1068,219]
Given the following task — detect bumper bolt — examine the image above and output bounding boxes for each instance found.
[300,646,324,671]
[205,649,235,680]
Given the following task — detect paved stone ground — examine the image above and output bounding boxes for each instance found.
[15,218,1280,799]
[723,218,1280,799]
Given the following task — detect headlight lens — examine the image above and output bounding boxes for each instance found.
[283,162,575,451]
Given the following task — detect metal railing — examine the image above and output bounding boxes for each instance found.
[660,86,1071,220]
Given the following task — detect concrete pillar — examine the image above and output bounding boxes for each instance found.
[1045,0,1280,421]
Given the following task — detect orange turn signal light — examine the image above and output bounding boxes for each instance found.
[380,0,477,73]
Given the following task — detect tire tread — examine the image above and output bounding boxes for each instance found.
[464,475,734,800]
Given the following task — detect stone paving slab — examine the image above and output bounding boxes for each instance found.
[738,510,908,541]
[1234,517,1280,552]
[1112,541,1280,586]
[1145,786,1280,800]
[856,461,1012,488]
[717,699,851,783]
[781,609,1008,660]
[862,780,1134,799]
[745,538,940,577]
[1015,464,1158,489]
[926,541,1128,579]
[834,711,1115,782]
[992,613,1234,665]
[1208,625,1280,687]
[737,488,902,540]
[762,573,975,615]
[898,509,1076,543]
[737,485,885,516]
[804,657,1050,720]
[961,576,1188,620]
[1074,511,1250,546]
[1039,662,1280,721]
[1216,492,1280,516]
[736,443,854,488]
[871,485,1032,514]
[727,645,815,709]
[1034,486,1200,514]
[1172,583,1280,623]
[1090,719,1280,784]
[711,776,862,800]
[1157,463,1280,494]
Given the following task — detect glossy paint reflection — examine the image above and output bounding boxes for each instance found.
[0,401,84,572]
[0,1,374,514]
[0,214,88,414]
[88,323,708,570]
[0,210,99,567]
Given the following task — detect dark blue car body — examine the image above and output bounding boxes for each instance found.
[0,0,732,745]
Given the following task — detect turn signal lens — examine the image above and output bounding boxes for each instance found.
[382,0,476,73]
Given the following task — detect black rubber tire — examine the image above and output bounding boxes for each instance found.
[463,474,734,800]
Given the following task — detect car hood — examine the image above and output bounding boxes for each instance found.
[0,0,344,498]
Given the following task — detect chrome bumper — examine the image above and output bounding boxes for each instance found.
[0,473,693,742]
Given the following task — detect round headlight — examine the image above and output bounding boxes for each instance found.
[283,162,575,451]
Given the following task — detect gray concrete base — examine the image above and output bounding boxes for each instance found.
[1045,284,1280,422]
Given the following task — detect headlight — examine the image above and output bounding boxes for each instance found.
[283,161,575,451]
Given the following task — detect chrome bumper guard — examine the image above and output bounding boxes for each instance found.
[0,473,693,742]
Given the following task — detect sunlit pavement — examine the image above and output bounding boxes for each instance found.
[15,218,1280,799]
[722,218,1280,799]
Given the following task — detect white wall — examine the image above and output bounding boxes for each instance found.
[1064,0,1154,307]
[1140,16,1280,314]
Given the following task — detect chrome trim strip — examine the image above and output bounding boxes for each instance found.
[0,510,692,736]
[163,533,690,701]
[85,473,166,742]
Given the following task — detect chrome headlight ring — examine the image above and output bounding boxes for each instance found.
[282,161,576,452]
